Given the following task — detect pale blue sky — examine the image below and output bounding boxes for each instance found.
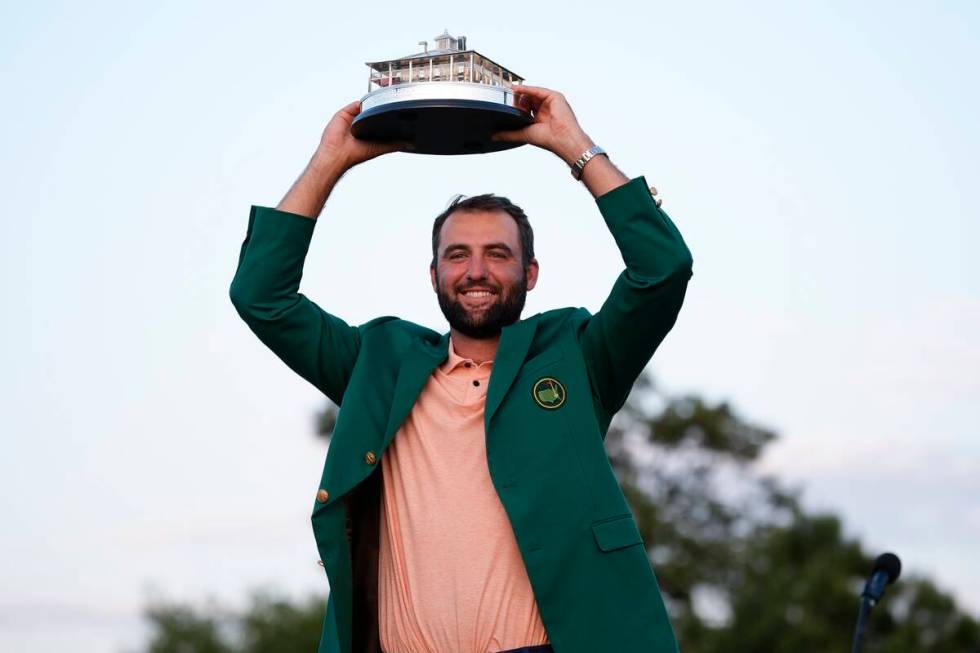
[1,1,978,651]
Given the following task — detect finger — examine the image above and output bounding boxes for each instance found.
[514,92,540,111]
[511,83,555,98]
[338,100,362,119]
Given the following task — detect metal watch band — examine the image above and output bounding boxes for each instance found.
[570,145,606,180]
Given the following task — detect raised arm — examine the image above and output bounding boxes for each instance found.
[580,178,692,415]
[228,101,409,404]
[491,84,628,198]
[276,100,409,218]
[493,85,693,416]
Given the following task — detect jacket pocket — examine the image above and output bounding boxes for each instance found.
[591,514,644,552]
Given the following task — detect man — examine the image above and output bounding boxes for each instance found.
[230,84,693,653]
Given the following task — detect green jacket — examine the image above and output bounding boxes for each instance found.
[230,175,693,653]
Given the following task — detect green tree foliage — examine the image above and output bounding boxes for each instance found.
[605,375,979,653]
[238,592,324,653]
[139,601,233,653]
[135,592,324,653]
[137,375,978,652]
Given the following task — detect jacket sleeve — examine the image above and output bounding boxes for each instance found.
[578,175,694,415]
[228,205,360,405]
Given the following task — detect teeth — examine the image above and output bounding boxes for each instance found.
[463,291,493,297]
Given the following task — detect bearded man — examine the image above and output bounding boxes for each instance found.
[230,84,693,653]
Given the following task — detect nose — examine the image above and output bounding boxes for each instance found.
[466,255,488,281]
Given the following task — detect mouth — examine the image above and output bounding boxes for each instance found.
[458,288,498,308]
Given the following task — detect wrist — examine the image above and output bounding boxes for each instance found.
[554,131,596,167]
[310,147,351,180]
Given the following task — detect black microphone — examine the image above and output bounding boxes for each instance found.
[851,552,902,653]
[863,552,902,602]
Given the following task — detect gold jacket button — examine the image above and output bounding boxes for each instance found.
[365,450,377,465]
[648,186,664,207]
[316,489,329,503]
[317,559,325,567]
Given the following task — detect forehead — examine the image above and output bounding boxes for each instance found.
[438,209,519,250]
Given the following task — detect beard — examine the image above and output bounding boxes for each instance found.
[436,273,528,339]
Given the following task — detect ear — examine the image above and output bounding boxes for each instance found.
[525,258,539,291]
[430,264,438,293]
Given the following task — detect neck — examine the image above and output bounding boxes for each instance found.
[449,329,500,364]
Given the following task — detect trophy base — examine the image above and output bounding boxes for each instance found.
[351,98,532,155]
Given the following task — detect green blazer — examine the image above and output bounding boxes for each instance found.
[230,175,693,653]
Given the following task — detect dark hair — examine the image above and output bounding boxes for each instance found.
[430,194,535,269]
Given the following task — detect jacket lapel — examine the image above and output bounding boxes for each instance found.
[380,317,538,447]
[485,317,538,428]
[382,331,450,448]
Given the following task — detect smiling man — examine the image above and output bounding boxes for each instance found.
[230,84,693,653]
[431,193,538,349]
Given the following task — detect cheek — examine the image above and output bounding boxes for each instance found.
[493,265,524,287]
[437,265,464,290]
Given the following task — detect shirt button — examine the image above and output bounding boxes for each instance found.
[464,362,472,368]
[472,380,480,387]
[316,489,329,503]
[365,450,377,465]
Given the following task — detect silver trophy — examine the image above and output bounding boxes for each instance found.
[351,30,532,155]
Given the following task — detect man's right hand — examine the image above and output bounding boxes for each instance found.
[313,100,411,172]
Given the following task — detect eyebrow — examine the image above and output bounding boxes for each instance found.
[442,242,515,256]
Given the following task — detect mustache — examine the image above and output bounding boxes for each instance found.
[456,284,500,293]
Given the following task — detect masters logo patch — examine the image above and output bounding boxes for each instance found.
[532,377,566,410]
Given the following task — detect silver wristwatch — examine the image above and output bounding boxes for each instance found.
[570,145,607,180]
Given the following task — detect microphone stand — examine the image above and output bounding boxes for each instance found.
[850,594,873,653]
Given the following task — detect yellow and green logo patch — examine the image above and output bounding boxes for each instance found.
[532,377,566,409]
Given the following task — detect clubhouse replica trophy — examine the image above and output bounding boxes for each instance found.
[351,30,532,155]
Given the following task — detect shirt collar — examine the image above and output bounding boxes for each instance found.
[441,336,494,374]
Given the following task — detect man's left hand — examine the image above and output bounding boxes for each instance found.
[491,84,596,166]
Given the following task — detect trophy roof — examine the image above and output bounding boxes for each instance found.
[365,50,522,81]
[363,31,522,81]
[393,47,469,61]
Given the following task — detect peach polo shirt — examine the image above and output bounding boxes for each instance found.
[377,338,550,653]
